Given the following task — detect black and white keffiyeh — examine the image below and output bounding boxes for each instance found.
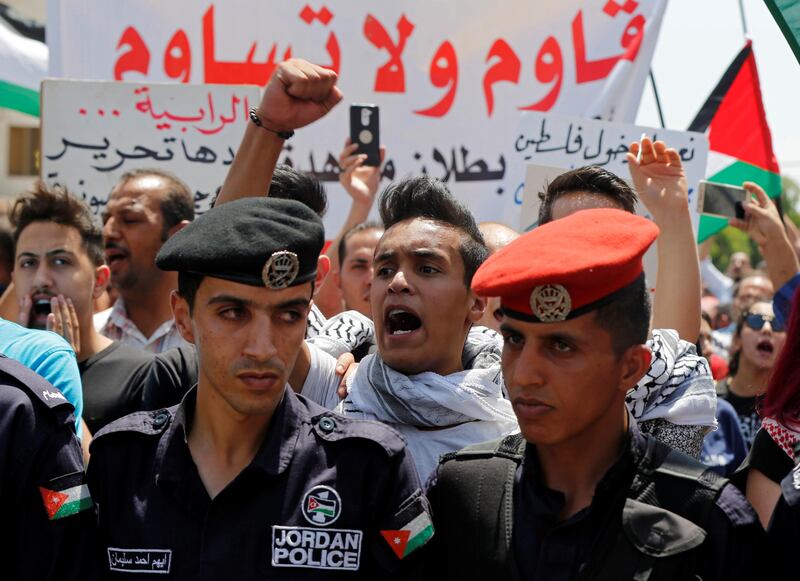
[307,310,374,358]
[305,303,327,339]
[626,329,716,427]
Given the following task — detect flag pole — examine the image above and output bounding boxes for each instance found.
[738,0,749,36]
[649,70,666,128]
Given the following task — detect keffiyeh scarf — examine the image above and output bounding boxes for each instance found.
[626,329,716,427]
[762,417,800,459]
[339,353,517,430]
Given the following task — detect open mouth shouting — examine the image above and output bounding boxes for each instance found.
[756,339,775,356]
[29,292,55,328]
[104,244,129,270]
[384,306,423,338]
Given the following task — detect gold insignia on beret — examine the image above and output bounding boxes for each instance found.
[530,284,571,322]
[262,251,300,289]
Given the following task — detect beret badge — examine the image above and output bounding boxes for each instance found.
[530,284,571,322]
[262,251,300,289]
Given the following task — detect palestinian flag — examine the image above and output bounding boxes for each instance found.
[0,3,46,117]
[688,41,781,242]
[380,512,434,559]
[39,484,93,520]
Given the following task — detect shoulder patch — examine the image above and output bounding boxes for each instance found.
[93,408,175,441]
[311,412,406,457]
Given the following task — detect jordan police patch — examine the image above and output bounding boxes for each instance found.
[302,485,342,526]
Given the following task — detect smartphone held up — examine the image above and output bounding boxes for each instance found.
[697,180,748,220]
[349,104,380,167]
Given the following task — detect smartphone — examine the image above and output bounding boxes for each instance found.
[349,104,380,166]
[697,180,747,220]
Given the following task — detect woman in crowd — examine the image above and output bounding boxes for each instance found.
[743,292,800,527]
[717,300,786,449]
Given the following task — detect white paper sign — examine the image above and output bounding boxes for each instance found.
[508,112,709,231]
[40,79,259,216]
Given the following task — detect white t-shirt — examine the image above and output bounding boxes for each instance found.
[300,343,343,410]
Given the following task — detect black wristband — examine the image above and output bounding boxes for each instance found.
[248,107,295,140]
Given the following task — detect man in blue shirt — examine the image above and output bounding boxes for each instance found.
[0,317,84,436]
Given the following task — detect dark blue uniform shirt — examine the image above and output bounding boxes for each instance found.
[0,354,98,580]
[88,385,431,579]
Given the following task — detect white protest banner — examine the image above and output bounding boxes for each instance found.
[508,112,709,233]
[40,79,259,216]
[47,0,667,230]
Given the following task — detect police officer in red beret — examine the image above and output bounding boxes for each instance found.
[426,208,764,580]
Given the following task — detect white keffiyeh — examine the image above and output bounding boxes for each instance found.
[339,353,517,429]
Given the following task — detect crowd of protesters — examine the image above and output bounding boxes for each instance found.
[2,57,800,579]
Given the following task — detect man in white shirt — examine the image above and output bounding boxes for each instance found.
[96,169,193,353]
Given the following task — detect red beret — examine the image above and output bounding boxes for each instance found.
[472,209,659,322]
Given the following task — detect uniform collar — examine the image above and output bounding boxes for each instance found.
[154,385,306,488]
[522,412,643,517]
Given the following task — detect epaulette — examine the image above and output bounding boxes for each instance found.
[439,433,525,464]
[310,412,406,458]
[0,355,74,419]
[93,407,175,441]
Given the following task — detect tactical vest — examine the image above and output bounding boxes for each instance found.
[434,433,728,581]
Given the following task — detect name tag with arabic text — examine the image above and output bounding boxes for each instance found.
[108,548,172,573]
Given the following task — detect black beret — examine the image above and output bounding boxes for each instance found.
[156,197,324,289]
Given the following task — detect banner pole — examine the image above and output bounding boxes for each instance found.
[649,70,666,128]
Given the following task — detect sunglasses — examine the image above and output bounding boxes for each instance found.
[743,313,784,333]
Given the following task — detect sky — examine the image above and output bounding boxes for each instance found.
[636,0,800,185]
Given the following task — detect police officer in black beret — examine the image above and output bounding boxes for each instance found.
[87,197,432,578]
[0,354,98,580]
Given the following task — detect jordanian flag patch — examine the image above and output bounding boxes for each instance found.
[380,512,434,559]
[39,483,93,520]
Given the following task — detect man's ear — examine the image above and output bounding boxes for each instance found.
[166,219,191,239]
[618,344,652,393]
[170,290,195,344]
[467,292,487,325]
[92,265,111,300]
[314,255,331,296]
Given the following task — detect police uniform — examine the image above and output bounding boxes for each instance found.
[87,198,432,579]
[425,209,764,580]
[0,354,98,580]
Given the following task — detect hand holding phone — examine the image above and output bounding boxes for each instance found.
[697,181,747,220]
